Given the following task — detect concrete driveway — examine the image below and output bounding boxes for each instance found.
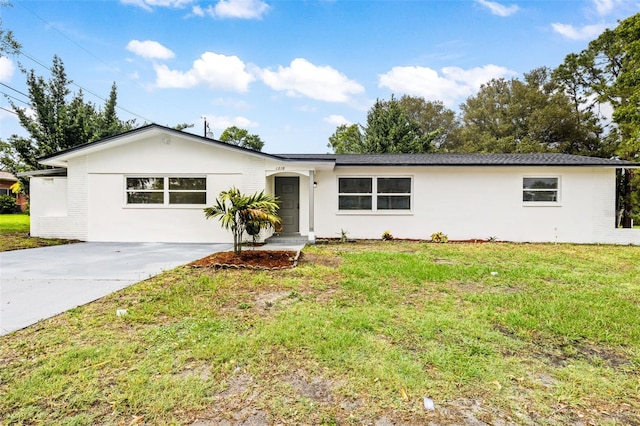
[0,242,231,335]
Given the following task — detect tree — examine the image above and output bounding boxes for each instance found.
[173,123,194,131]
[362,96,437,153]
[219,126,265,151]
[553,13,640,227]
[0,1,20,57]
[458,68,608,156]
[327,124,364,154]
[397,96,462,151]
[1,56,134,188]
[204,187,281,255]
[327,96,439,154]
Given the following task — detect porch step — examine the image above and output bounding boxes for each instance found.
[265,234,309,245]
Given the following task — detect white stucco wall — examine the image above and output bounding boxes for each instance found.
[312,166,640,245]
[31,133,272,243]
[30,129,639,245]
[83,135,267,243]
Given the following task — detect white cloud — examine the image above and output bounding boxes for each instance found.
[475,0,519,17]
[378,64,517,106]
[126,40,175,60]
[0,57,15,82]
[209,0,270,19]
[191,4,205,16]
[593,0,617,14]
[260,58,364,103]
[154,52,255,91]
[203,114,257,131]
[324,115,352,126]
[591,0,636,16]
[551,22,608,40]
[120,0,194,11]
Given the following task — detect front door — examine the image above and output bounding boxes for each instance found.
[275,176,299,234]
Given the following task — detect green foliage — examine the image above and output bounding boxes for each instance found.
[327,95,444,154]
[430,232,449,243]
[381,230,393,241]
[339,228,350,243]
[204,187,280,254]
[218,126,265,151]
[397,96,461,150]
[362,95,437,153]
[0,195,17,213]
[553,14,640,227]
[327,123,364,154]
[0,1,20,57]
[459,67,608,156]
[0,56,135,192]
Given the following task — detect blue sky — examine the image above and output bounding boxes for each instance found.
[1,0,639,153]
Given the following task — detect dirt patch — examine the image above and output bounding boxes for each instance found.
[286,372,334,403]
[189,250,298,270]
[298,251,343,268]
[255,291,295,312]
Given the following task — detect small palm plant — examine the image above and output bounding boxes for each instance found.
[204,187,281,255]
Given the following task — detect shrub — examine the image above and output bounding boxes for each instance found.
[381,230,394,240]
[430,232,449,243]
[339,229,350,243]
[0,195,17,214]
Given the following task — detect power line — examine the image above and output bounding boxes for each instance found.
[1,91,31,107]
[14,1,157,124]
[18,50,155,124]
[0,82,30,100]
[0,106,18,116]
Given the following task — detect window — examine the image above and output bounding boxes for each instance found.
[126,177,206,205]
[339,177,372,210]
[338,177,411,211]
[377,177,411,210]
[0,188,11,196]
[523,177,558,203]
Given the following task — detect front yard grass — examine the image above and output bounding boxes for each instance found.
[1,241,639,424]
[0,214,76,251]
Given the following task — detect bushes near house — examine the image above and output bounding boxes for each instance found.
[0,195,18,213]
[430,231,449,243]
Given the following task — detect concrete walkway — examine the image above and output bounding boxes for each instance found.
[0,242,231,335]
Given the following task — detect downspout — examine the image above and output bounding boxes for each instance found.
[308,170,316,243]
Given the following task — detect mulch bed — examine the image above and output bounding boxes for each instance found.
[188,250,299,270]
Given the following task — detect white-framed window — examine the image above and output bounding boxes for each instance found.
[523,177,559,203]
[338,177,412,211]
[126,177,206,205]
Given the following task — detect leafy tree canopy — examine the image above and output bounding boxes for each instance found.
[219,126,265,151]
[458,67,610,156]
[328,96,445,154]
[0,1,20,57]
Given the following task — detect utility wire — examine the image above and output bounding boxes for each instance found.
[1,91,31,107]
[1,106,18,116]
[18,50,155,123]
[0,82,30,100]
[14,1,157,124]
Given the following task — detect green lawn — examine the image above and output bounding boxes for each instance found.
[0,214,76,251]
[1,241,639,425]
[0,213,30,233]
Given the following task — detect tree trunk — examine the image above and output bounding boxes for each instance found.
[621,168,634,228]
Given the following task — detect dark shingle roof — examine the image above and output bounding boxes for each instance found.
[276,153,638,167]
